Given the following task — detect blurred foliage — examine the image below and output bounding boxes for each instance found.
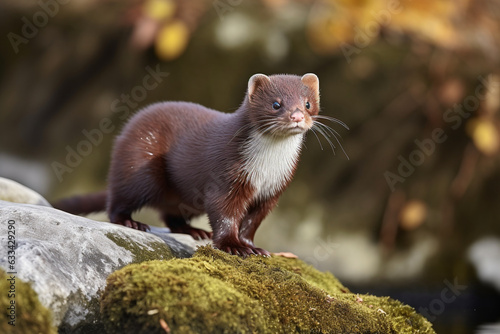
[308,0,500,57]
[1,0,500,304]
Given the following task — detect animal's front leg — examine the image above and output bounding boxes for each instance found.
[207,195,268,256]
[238,197,279,256]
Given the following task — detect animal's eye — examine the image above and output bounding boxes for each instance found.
[272,102,281,110]
[305,102,311,109]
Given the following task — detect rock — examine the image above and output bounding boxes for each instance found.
[0,188,435,333]
[0,270,57,334]
[0,177,51,207]
[468,237,500,292]
[0,200,205,333]
[101,246,436,334]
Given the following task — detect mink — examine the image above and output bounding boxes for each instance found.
[56,73,326,256]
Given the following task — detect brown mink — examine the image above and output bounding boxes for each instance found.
[56,73,339,256]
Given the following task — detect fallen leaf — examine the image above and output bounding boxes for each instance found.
[272,252,298,258]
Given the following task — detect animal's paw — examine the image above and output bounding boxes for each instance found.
[217,243,271,257]
[170,225,213,240]
[113,219,150,232]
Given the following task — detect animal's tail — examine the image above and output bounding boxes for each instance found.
[52,191,107,215]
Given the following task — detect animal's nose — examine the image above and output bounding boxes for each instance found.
[291,111,304,123]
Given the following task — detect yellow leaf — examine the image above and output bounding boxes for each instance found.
[143,0,176,21]
[468,119,500,155]
[155,20,189,61]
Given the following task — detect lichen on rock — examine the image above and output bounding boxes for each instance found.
[0,269,57,334]
[100,246,435,334]
[0,199,199,332]
[105,232,174,264]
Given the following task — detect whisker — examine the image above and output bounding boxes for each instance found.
[312,120,350,159]
[229,123,252,143]
[333,134,349,160]
[315,122,343,141]
[309,127,324,151]
[259,121,279,135]
[254,120,275,133]
[317,122,349,160]
[314,122,332,138]
[230,118,276,144]
[313,123,336,154]
[312,115,350,130]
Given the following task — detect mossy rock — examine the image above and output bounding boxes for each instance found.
[100,246,435,334]
[0,269,57,334]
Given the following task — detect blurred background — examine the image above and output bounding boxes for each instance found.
[1,0,500,333]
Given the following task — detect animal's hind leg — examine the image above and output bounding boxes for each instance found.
[108,209,151,232]
[162,214,213,240]
[107,189,151,231]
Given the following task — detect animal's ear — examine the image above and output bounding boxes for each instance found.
[301,73,319,93]
[248,74,270,101]
[301,73,320,105]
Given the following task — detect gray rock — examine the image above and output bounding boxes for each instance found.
[0,177,51,207]
[468,237,500,291]
[0,200,207,333]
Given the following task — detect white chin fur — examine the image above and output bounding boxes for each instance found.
[242,130,303,200]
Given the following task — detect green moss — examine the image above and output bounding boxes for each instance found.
[0,269,57,334]
[100,246,435,334]
[105,232,175,263]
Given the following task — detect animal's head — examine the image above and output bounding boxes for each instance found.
[246,73,320,137]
